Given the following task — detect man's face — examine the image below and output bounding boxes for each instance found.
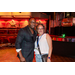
[29,18,36,29]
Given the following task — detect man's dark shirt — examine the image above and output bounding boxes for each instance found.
[15,25,37,62]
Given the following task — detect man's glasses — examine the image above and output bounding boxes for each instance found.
[30,22,36,23]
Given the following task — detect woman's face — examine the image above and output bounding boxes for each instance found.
[37,25,44,36]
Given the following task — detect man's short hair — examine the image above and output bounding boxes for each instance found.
[29,17,36,21]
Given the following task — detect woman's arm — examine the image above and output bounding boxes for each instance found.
[46,34,52,62]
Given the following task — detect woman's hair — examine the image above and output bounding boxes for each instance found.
[36,23,45,33]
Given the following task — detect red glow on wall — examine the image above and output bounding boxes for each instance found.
[36,19,45,21]
[2,23,5,24]
[8,20,12,21]
[54,38,56,41]
[36,19,46,24]
[0,20,4,21]
[0,18,47,28]
[25,19,28,21]
[58,38,62,41]
[21,19,28,21]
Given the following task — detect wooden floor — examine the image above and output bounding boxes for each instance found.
[0,47,75,62]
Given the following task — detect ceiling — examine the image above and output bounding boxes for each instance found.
[43,12,54,15]
[42,12,64,15]
[40,12,54,19]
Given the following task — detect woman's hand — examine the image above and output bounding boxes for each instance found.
[47,58,51,62]
[46,34,52,62]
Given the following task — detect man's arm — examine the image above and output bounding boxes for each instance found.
[18,51,26,62]
[15,29,26,62]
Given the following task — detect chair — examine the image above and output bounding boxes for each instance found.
[3,38,8,43]
[16,30,19,34]
[9,30,16,34]
[0,30,5,34]
[0,38,8,47]
[0,40,1,44]
[0,37,3,43]
[9,37,16,47]
[9,38,16,43]
[4,30,8,34]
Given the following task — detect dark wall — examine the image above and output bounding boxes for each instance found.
[65,12,75,18]
[43,12,54,20]
[46,20,49,30]
[71,12,75,17]
[51,26,75,36]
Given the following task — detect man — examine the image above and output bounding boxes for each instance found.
[15,18,37,62]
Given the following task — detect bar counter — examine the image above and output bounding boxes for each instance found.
[52,40,75,58]
[51,35,75,58]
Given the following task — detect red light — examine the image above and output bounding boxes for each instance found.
[7,22,10,24]
[54,38,56,41]
[36,19,46,24]
[25,19,28,21]
[0,20,4,21]
[14,20,18,21]
[71,23,72,26]
[2,23,5,24]
[58,38,62,41]
[21,19,28,21]
[20,23,23,24]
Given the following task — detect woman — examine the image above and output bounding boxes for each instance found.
[34,24,52,62]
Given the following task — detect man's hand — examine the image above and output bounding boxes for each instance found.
[18,50,26,62]
[20,56,26,62]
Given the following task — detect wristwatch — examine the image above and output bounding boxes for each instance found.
[47,57,50,59]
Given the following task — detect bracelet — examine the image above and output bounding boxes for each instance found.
[47,57,50,59]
